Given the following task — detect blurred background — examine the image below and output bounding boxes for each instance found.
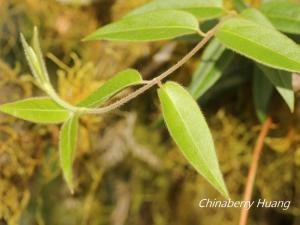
[0,0,300,225]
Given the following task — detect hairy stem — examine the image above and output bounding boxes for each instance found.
[83,26,219,115]
[44,84,81,112]
[238,117,272,225]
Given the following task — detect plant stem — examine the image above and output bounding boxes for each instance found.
[84,25,219,115]
[44,84,82,112]
[238,117,272,225]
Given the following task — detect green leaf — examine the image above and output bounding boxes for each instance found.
[231,10,295,113]
[253,66,274,122]
[158,81,229,198]
[21,28,50,85]
[257,65,294,112]
[59,114,79,193]
[127,0,224,20]
[233,0,247,12]
[77,69,143,108]
[83,10,200,42]
[20,34,44,83]
[260,1,300,35]
[241,8,274,28]
[189,38,234,99]
[32,26,50,82]
[216,18,300,73]
[0,97,71,123]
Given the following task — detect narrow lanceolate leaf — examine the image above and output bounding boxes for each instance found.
[189,38,233,99]
[83,10,199,42]
[253,67,274,123]
[158,81,229,198]
[20,34,44,83]
[32,26,50,82]
[59,114,79,193]
[77,69,143,108]
[260,1,300,35]
[0,97,71,123]
[257,65,294,112]
[127,0,224,20]
[216,18,300,73]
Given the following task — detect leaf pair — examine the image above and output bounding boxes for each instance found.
[215,9,297,119]
[59,69,143,191]
[3,28,147,193]
[189,8,298,107]
[20,27,49,86]
[0,68,143,122]
[0,68,144,192]
[216,16,300,74]
[240,8,295,115]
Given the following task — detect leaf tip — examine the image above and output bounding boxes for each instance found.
[67,180,75,195]
[81,34,94,42]
[288,100,295,113]
[221,188,230,200]
[62,168,75,194]
[33,26,38,34]
[212,177,230,200]
[20,33,28,47]
[33,26,39,44]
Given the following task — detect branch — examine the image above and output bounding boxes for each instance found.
[238,117,272,225]
[83,25,219,115]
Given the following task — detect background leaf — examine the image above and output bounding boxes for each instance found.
[253,66,274,122]
[158,81,229,198]
[257,65,294,112]
[240,8,274,28]
[127,0,223,20]
[0,97,71,123]
[59,114,79,193]
[216,18,300,73]
[233,0,247,12]
[32,27,50,82]
[189,38,234,99]
[240,8,294,112]
[77,69,143,108]
[260,1,300,35]
[83,10,200,42]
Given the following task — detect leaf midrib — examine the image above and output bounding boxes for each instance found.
[94,26,198,36]
[266,14,300,24]
[7,108,68,112]
[67,115,74,168]
[162,88,224,188]
[218,26,300,70]
[130,4,222,14]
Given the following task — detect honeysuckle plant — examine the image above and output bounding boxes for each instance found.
[1,0,300,199]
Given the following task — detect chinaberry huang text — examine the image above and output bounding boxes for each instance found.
[199,199,291,211]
